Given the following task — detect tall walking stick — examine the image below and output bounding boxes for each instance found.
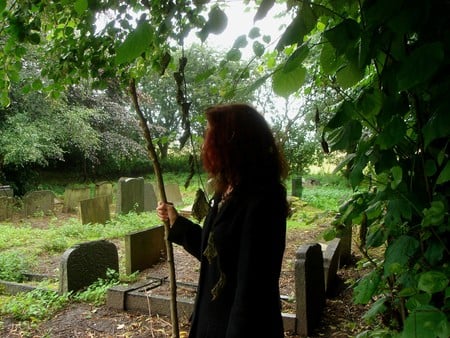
[129,78,180,338]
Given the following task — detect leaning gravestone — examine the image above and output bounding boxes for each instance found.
[23,190,55,216]
[64,186,91,212]
[143,182,157,212]
[125,225,165,274]
[59,240,119,294]
[295,243,326,337]
[79,195,110,225]
[0,196,14,221]
[116,177,144,214]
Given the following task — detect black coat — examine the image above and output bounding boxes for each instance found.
[168,181,287,338]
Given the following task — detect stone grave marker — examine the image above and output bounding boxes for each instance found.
[59,240,119,294]
[0,185,13,197]
[322,238,341,295]
[165,183,183,206]
[64,186,91,212]
[337,224,352,267]
[144,182,157,212]
[116,177,144,214]
[125,225,165,274]
[0,196,14,221]
[95,181,113,205]
[79,195,111,225]
[295,243,326,337]
[23,190,55,216]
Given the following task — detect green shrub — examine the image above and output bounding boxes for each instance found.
[0,250,29,282]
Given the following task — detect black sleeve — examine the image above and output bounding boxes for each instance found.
[168,216,203,260]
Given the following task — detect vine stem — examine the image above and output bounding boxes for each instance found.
[129,78,180,338]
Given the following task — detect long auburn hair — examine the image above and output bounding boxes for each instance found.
[201,103,288,193]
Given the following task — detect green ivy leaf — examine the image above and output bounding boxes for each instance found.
[233,35,247,49]
[248,27,261,39]
[384,235,419,276]
[115,21,154,65]
[418,271,449,294]
[402,306,449,338]
[272,64,306,97]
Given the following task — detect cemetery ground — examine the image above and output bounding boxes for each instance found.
[0,177,373,337]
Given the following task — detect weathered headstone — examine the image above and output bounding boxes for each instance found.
[125,225,165,274]
[116,177,144,214]
[23,190,55,216]
[337,224,352,267]
[59,240,119,294]
[165,183,183,206]
[0,196,14,221]
[295,243,326,337]
[143,182,157,212]
[79,195,111,225]
[0,185,13,197]
[64,186,91,212]
[322,238,341,295]
[95,181,113,205]
[292,176,303,198]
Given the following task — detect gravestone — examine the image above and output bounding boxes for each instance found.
[125,225,165,274]
[116,177,144,214]
[165,183,183,206]
[144,182,157,212]
[338,224,352,267]
[295,243,326,337]
[59,240,119,294]
[291,176,303,198]
[0,196,14,221]
[23,190,55,216]
[0,185,13,197]
[322,238,341,295]
[64,186,91,212]
[95,181,113,205]
[79,195,111,225]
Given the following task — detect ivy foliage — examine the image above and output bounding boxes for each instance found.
[0,0,449,336]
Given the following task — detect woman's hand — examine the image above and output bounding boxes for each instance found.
[156,201,178,226]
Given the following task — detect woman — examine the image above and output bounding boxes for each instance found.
[157,103,288,337]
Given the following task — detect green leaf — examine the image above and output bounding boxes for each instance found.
[326,120,362,152]
[354,270,381,304]
[424,241,444,266]
[326,101,355,129]
[384,235,419,276]
[422,103,450,148]
[254,0,275,22]
[206,6,228,35]
[390,166,402,189]
[272,64,306,97]
[248,27,261,39]
[356,88,383,119]
[376,116,407,150]
[422,201,445,227]
[233,35,247,49]
[252,41,265,57]
[276,2,316,50]
[115,21,154,65]
[0,0,6,12]
[336,61,364,88]
[225,48,241,61]
[436,162,450,185]
[397,42,444,90]
[320,41,341,75]
[324,19,360,55]
[405,293,432,311]
[402,306,449,338]
[363,297,386,321]
[418,271,449,294]
[284,44,309,71]
[74,0,88,15]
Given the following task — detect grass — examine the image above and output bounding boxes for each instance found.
[0,173,352,325]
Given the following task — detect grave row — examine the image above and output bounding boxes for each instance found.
[0,178,185,224]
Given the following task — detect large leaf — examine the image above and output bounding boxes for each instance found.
[272,64,306,97]
[336,61,364,88]
[326,119,362,152]
[375,116,407,150]
[422,103,450,148]
[436,161,450,185]
[253,0,275,22]
[384,235,419,276]
[354,270,381,304]
[115,21,154,65]
[397,42,444,90]
[276,2,316,50]
[324,19,360,56]
[197,6,228,42]
[418,271,449,294]
[402,306,449,338]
